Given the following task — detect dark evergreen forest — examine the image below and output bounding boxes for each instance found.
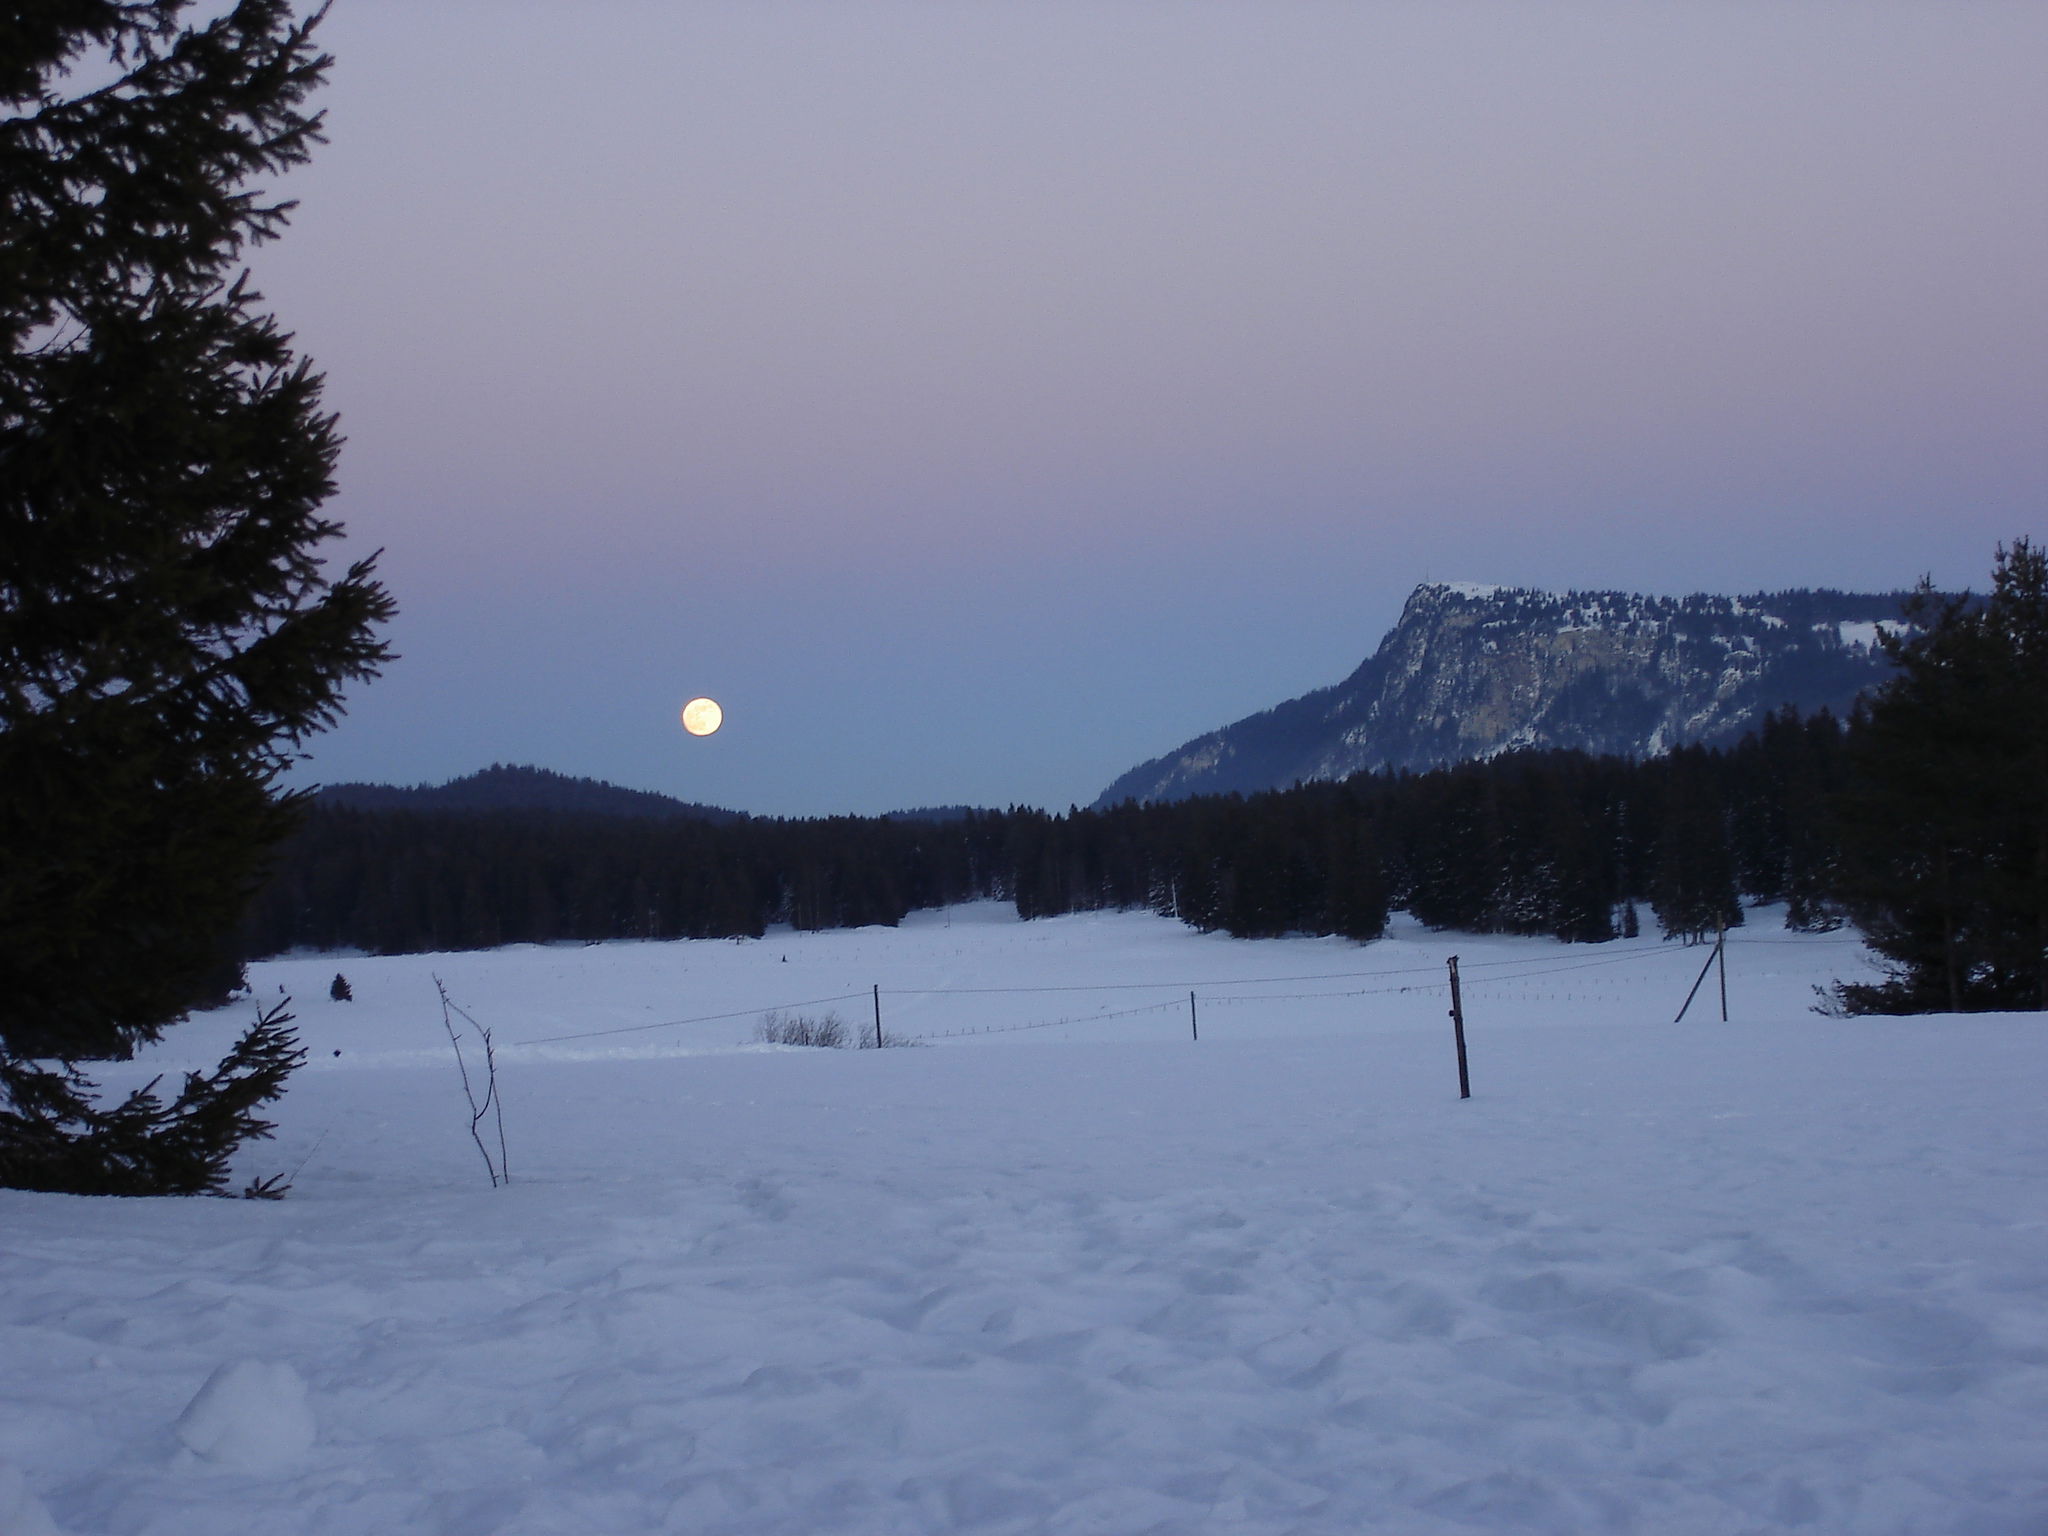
[239,708,1850,959]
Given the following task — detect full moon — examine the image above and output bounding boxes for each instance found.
[680,697,723,737]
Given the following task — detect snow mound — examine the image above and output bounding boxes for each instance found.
[172,1360,316,1473]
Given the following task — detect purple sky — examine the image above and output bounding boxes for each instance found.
[256,1,2048,816]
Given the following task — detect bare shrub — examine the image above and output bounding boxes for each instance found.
[435,977,508,1187]
[755,1011,847,1049]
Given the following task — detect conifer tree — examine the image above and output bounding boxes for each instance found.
[1646,747,1742,944]
[1,2,390,1192]
[1833,541,2048,1013]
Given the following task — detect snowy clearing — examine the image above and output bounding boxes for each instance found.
[3,906,2045,1535]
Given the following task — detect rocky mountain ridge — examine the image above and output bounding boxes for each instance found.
[1095,582,1913,806]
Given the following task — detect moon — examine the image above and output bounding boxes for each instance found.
[680,697,723,737]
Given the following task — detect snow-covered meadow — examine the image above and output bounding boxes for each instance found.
[3,904,2045,1535]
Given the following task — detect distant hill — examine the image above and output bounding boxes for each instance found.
[1097,581,1917,806]
[316,764,742,823]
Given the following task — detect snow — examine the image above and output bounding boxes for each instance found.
[0,1462,64,1536]
[1838,620,1884,651]
[5,906,2046,1534]
[171,1361,317,1473]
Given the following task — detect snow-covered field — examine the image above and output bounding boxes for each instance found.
[4,905,2045,1535]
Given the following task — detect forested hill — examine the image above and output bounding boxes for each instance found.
[317,764,741,823]
[1097,582,1917,806]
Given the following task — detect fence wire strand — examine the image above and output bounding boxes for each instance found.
[911,998,1186,1040]
[514,923,1835,1046]
[519,992,869,1046]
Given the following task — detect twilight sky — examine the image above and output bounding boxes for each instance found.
[254,1,2048,817]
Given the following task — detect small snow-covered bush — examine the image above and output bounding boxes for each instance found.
[755,1011,847,1049]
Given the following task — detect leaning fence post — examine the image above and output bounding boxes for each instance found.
[1674,925,1726,1023]
[1189,990,1198,1042]
[1447,956,1470,1100]
[872,984,883,1049]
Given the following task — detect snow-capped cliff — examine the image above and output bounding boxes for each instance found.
[1094,582,1911,806]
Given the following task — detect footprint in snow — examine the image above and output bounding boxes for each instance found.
[734,1177,791,1222]
[1478,1269,1721,1362]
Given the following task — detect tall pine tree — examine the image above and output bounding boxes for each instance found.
[0,2,391,1192]
[1833,541,2048,1013]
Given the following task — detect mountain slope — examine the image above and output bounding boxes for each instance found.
[1097,582,1911,806]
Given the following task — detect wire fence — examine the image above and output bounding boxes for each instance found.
[520,992,870,1046]
[509,927,1821,1048]
[914,997,1189,1040]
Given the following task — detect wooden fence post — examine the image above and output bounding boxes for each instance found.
[1716,918,1728,1022]
[1448,956,1470,1100]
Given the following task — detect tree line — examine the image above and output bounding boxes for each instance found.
[240,705,1849,960]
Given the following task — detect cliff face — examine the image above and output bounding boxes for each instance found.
[1095,582,1910,806]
